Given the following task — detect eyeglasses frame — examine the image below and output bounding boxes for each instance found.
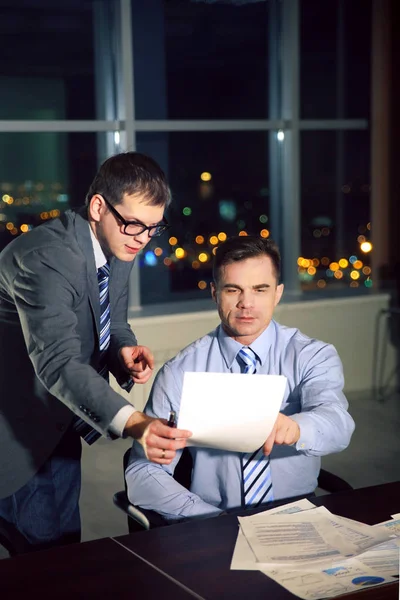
[100,194,170,238]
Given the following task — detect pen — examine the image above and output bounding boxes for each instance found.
[167,410,177,428]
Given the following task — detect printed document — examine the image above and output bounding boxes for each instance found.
[231,499,398,599]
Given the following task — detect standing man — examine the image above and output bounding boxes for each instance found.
[126,235,355,522]
[0,152,190,549]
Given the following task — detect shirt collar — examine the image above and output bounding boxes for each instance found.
[89,224,107,270]
[217,321,276,369]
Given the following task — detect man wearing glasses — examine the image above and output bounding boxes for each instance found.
[0,151,191,550]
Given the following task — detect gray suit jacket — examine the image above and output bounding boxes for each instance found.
[0,209,137,498]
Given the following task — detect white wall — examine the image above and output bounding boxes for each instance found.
[112,293,395,411]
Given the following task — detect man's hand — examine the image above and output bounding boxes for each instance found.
[119,346,154,385]
[124,412,192,465]
[263,413,300,456]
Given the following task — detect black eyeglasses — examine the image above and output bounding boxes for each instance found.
[101,195,170,238]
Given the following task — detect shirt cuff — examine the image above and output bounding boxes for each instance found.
[290,413,314,452]
[109,405,137,438]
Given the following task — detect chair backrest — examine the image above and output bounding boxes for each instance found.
[123,447,193,490]
[317,469,353,493]
[173,447,193,489]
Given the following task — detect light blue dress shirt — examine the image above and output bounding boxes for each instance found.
[126,320,355,521]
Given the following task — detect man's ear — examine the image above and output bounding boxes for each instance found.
[210,281,217,303]
[274,283,284,307]
[88,195,104,223]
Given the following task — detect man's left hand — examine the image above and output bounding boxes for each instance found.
[119,346,154,384]
[263,413,300,456]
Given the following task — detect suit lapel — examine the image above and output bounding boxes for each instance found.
[73,210,100,339]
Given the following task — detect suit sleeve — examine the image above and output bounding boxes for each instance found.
[290,343,355,456]
[12,247,131,438]
[125,364,222,521]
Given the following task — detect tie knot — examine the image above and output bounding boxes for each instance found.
[237,347,257,374]
[97,263,110,280]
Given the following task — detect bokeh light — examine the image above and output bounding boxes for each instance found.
[360,241,372,253]
[175,247,185,259]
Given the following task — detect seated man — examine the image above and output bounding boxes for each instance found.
[126,235,355,521]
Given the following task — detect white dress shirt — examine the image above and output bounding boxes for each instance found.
[89,225,136,437]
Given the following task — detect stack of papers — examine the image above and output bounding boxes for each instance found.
[231,499,400,599]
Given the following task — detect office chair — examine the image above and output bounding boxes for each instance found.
[113,448,352,533]
[0,517,33,556]
[317,468,353,493]
[372,306,400,402]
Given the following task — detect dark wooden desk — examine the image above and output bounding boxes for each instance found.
[0,536,196,599]
[114,482,400,600]
[0,483,398,600]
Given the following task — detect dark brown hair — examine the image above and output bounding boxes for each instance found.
[213,235,281,284]
[85,151,171,208]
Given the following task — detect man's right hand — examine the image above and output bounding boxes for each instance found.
[124,412,192,464]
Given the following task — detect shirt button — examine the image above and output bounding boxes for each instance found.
[300,443,305,449]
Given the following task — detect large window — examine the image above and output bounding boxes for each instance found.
[0,1,96,120]
[0,0,374,308]
[300,0,371,119]
[137,131,270,304]
[300,130,371,291]
[0,132,97,247]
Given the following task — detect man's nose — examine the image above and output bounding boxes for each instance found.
[133,229,151,243]
[238,292,253,308]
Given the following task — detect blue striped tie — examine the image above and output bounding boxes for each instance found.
[97,263,111,378]
[238,346,274,507]
[73,264,111,445]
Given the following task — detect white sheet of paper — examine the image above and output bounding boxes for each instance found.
[177,371,287,452]
[356,540,400,578]
[238,506,359,566]
[231,499,317,571]
[375,518,400,537]
[260,558,397,600]
[324,512,392,554]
